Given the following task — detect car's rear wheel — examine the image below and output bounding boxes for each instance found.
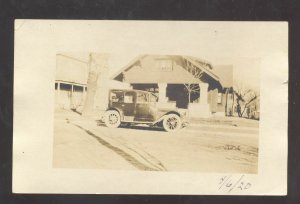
[163,114,182,132]
[104,110,121,128]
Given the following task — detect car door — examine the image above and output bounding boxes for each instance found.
[109,90,125,111]
[122,91,135,118]
[109,90,135,121]
[134,91,152,122]
[148,93,158,121]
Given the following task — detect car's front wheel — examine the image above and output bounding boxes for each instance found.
[104,110,121,128]
[163,114,182,132]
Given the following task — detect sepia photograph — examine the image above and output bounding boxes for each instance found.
[13,20,287,195]
[53,53,260,173]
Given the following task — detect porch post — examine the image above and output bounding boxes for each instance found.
[199,83,208,104]
[158,83,168,103]
[71,84,74,109]
[57,82,61,108]
[82,86,87,105]
[187,82,210,118]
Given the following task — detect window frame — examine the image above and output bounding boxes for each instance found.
[136,92,149,104]
[124,91,134,104]
[110,91,124,103]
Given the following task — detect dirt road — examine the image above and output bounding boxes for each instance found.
[53,110,259,173]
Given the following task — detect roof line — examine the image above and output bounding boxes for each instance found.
[182,56,220,81]
[110,88,151,93]
[111,54,221,84]
[186,55,213,68]
[55,80,87,86]
[57,54,88,64]
[110,55,145,80]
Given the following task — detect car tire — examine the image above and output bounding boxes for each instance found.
[104,110,121,128]
[163,114,182,132]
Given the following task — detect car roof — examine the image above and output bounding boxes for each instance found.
[110,89,151,94]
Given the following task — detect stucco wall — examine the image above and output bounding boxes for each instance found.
[123,56,202,84]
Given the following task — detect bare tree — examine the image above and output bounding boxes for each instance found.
[184,66,203,103]
[234,81,259,117]
[183,84,199,103]
[82,53,109,116]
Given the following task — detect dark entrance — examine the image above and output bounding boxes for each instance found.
[166,84,199,109]
[132,83,201,109]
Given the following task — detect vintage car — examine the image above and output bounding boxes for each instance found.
[103,89,187,132]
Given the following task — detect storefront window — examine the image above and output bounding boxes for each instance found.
[60,83,72,91]
[73,85,83,92]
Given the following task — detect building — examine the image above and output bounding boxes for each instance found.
[55,54,234,118]
[55,54,130,110]
[111,55,233,118]
[55,54,88,109]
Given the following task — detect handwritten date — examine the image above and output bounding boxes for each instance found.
[218,175,251,193]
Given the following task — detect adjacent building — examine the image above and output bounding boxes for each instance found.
[55,54,129,110]
[55,54,88,109]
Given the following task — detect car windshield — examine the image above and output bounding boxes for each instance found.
[136,92,148,104]
[110,91,124,103]
[149,93,158,102]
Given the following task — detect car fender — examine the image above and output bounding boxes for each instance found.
[153,114,167,124]
[152,111,181,124]
[106,107,124,120]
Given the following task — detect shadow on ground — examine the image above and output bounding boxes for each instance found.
[96,120,165,132]
[72,123,167,171]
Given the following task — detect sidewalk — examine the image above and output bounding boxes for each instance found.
[55,109,259,129]
[188,123,259,131]
[189,116,259,128]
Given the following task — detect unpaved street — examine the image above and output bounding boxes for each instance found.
[53,110,259,173]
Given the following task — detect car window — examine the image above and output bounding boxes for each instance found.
[136,92,148,104]
[110,91,124,103]
[124,92,134,103]
[149,93,158,102]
